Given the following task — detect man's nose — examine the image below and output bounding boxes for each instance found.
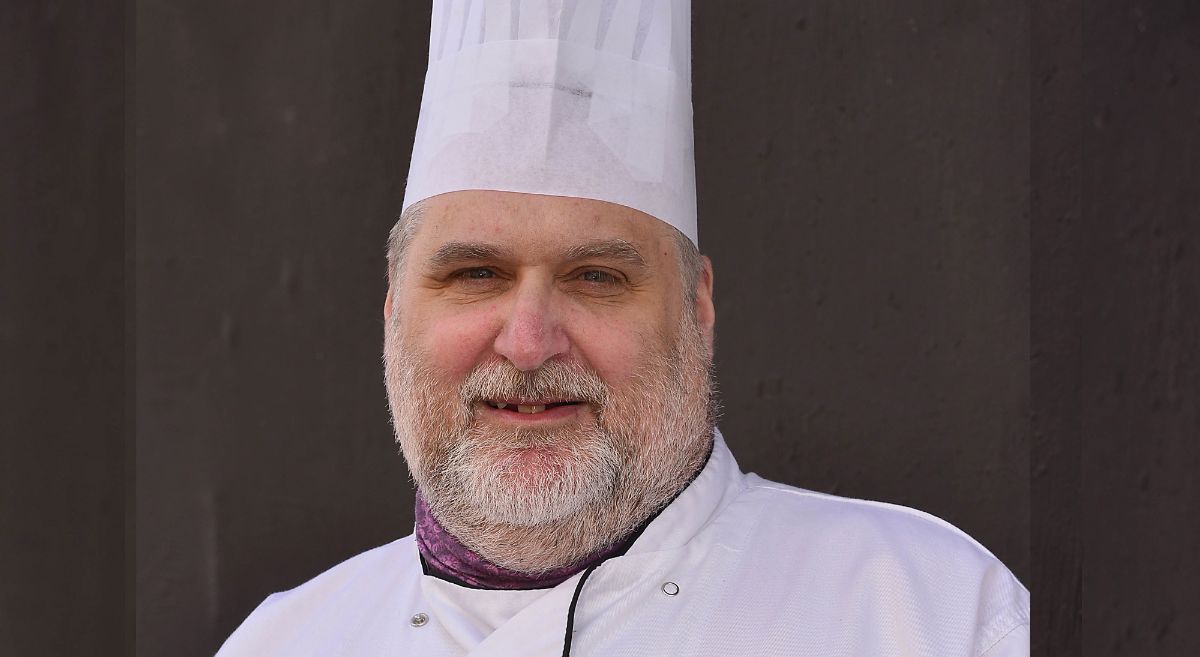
[492,282,569,372]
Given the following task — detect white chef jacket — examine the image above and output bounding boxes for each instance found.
[216,431,1030,657]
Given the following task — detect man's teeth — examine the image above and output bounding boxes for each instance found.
[488,401,549,413]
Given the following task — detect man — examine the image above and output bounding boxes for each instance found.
[217,1,1029,655]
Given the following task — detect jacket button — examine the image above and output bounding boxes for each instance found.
[661,582,680,596]
[410,612,429,627]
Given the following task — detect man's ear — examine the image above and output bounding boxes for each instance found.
[384,288,394,323]
[695,255,716,348]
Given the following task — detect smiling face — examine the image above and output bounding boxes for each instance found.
[383,190,716,572]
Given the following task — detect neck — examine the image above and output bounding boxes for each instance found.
[414,493,629,589]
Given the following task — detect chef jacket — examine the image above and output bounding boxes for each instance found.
[216,430,1030,657]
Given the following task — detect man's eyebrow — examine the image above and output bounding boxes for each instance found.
[426,241,511,268]
[426,239,648,269]
[562,239,648,268]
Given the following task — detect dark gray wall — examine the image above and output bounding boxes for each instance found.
[1031,3,1199,655]
[1030,1,1084,654]
[1,2,126,656]
[1077,2,1199,654]
[134,0,416,652]
[133,3,1031,655]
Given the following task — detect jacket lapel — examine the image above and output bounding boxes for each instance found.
[461,571,584,657]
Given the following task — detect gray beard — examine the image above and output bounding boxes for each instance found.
[383,314,717,574]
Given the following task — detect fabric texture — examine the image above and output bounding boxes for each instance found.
[216,430,1030,657]
[403,0,699,244]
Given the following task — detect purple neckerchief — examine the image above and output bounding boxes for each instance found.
[415,493,628,590]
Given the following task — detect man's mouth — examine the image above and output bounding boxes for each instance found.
[482,400,583,415]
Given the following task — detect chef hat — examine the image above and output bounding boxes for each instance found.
[402,0,698,244]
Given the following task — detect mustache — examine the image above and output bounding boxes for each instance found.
[458,359,610,409]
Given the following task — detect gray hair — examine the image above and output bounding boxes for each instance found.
[385,202,429,286]
[386,202,705,306]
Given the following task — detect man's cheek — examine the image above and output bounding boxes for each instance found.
[571,324,655,384]
[418,317,498,375]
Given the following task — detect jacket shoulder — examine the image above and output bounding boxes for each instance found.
[739,474,1008,563]
[215,535,420,657]
[726,475,1029,657]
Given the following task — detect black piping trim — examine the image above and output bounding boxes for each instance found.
[561,563,601,657]
[417,552,495,590]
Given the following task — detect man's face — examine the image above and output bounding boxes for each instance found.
[383,190,716,571]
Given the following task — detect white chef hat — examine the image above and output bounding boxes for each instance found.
[402,0,698,244]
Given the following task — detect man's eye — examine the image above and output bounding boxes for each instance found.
[459,268,496,280]
[579,270,618,284]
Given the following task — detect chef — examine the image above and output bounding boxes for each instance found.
[216,1,1030,655]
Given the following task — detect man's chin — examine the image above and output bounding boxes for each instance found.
[489,444,592,478]
[444,486,603,528]
[438,447,620,526]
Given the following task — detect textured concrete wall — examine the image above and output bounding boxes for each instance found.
[131,2,1032,655]
[134,1,417,653]
[1078,1,1199,655]
[1030,0,1084,654]
[1,2,126,655]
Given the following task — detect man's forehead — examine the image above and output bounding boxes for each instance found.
[412,191,673,262]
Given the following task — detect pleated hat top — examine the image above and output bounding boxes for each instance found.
[403,0,697,244]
